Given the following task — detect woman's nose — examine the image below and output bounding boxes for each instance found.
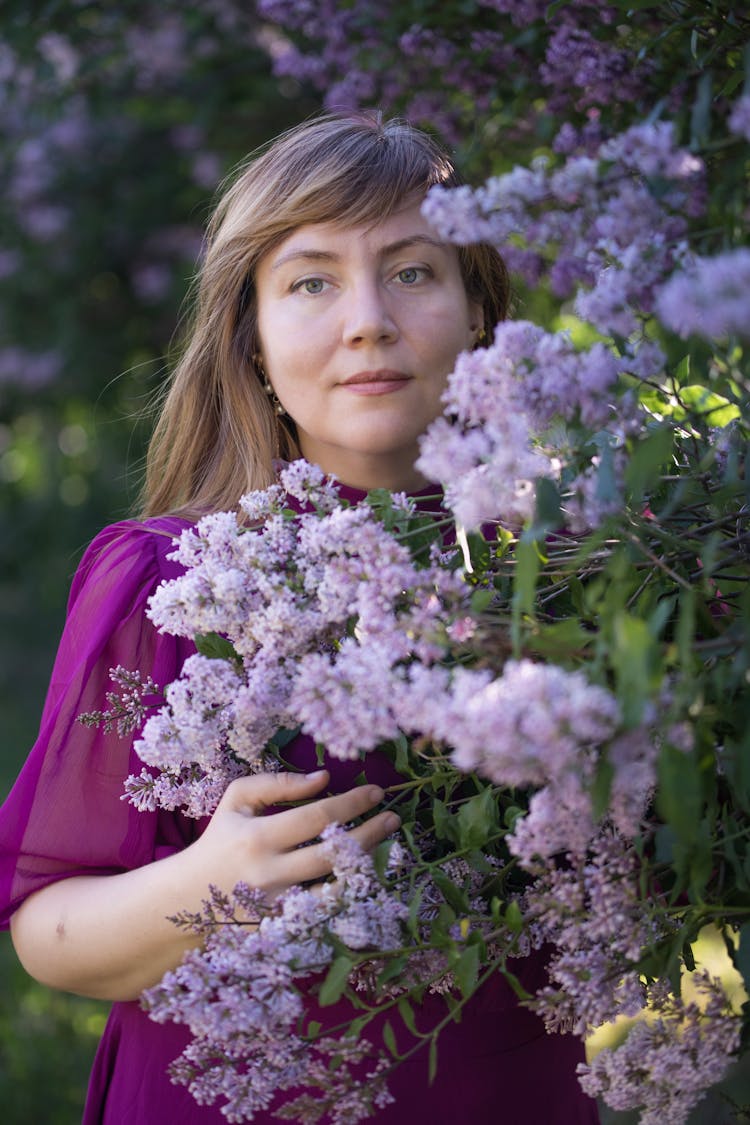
[341,281,398,346]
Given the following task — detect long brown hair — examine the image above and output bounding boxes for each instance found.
[142,113,509,517]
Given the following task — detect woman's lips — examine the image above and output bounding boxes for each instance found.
[340,370,412,396]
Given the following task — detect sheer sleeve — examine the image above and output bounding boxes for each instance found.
[0,517,197,928]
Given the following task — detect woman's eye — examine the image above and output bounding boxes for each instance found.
[395,267,427,285]
[293,277,328,295]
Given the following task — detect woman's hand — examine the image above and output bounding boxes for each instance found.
[194,769,400,899]
[10,770,398,1002]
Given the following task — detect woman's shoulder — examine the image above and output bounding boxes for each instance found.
[72,515,195,603]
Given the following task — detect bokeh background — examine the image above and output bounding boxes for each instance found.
[0,6,314,1119]
[1,2,748,1121]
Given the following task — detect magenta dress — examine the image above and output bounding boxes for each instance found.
[0,491,599,1124]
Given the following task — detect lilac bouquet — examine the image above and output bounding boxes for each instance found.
[97,342,747,1121]
[81,80,750,1121]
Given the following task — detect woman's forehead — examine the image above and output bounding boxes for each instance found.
[260,200,452,270]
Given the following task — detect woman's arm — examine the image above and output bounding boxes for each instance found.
[10,769,398,1002]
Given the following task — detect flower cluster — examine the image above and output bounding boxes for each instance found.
[655,248,750,341]
[422,120,704,341]
[144,824,405,1123]
[116,437,748,1124]
[256,1,655,141]
[416,318,636,531]
[522,831,663,1034]
[131,464,469,811]
[577,972,742,1124]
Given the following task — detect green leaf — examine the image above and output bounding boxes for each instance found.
[318,955,353,1007]
[373,838,395,882]
[505,900,523,934]
[526,618,593,659]
[432,868,470,914]
[392,733,411,776]
[500,966,531,1001]
[469,587,495,614]
[268,725,302,752]
[503,805,523,829]
[512,536,542,654]
[428,1038,438,1084]
[454,943,480,998]
[432,798,457,844]
[530,476,562,535]
[590,754,614,821]
[407,887,424,935]
[193,631,240,662]
[382,1020,399,1058]
[398,996,418,1035]
[625,426,674,505]
[656,744,703,845]
[690,70,713,143]
[377,956,407,989]
[610,612,658,724]
[678,384,740,426]
[736,926,750,997]
[456,787,499,849]
[675,588,696,671]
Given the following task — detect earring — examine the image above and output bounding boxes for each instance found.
[477,327,487,343]
[253,353,286,416]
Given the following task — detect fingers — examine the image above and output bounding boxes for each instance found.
[211,770,401,893]
[274,809,401,887]
[219,769,330,815]
[263,783,388,849]
[347,808,401,852]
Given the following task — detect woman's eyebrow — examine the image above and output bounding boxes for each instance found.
[379,234,447,256]
[270,234,448,272]
[270,248,339,271]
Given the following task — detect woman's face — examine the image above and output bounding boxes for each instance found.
[254,199,484,491]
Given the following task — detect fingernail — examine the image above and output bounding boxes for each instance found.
[305,769,327,780]
[384,813,401,832]
[368,786,385,802]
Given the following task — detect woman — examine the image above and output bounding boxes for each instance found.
[0,114,599,1123]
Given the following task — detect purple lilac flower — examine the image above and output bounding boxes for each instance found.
[523,831,661,1033]
[477,0,547,25]
[292,643,406,760]
[423,119,704,339]
[728,93,750,142]
[142,470,477,803]
[432,659,620,789]
[417,320,625,529]
[0,347,63,389]
[655,249,750,340]
[144,827,407,1121]
[577,972,741,1124]
[540,22,644,111]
